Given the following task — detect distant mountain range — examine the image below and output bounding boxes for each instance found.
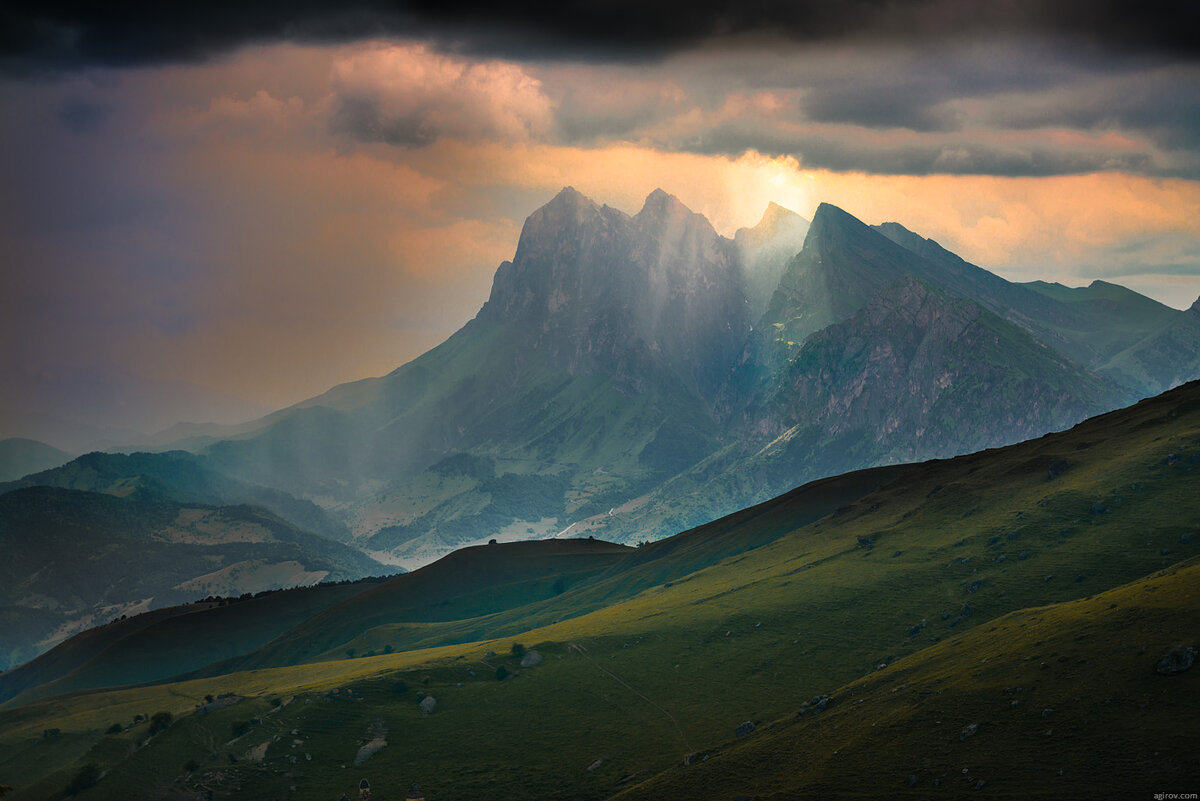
[0,438,73,483]
[136,188,1198,564]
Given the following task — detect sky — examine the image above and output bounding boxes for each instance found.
[2,1,1199,446]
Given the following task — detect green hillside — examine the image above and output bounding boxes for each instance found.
[0,578,387,706]
[0,380,1195,800]
[616,556,1200,800]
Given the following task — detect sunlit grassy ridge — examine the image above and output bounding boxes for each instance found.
[0,381,1197,799]
[615,556,1200,799]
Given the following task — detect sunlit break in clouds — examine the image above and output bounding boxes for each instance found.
[2,1,1199,443]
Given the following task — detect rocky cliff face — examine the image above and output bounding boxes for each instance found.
[760,275,1118,465]
[478,187,749,401]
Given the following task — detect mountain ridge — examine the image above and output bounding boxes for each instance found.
[52,189,1200,571]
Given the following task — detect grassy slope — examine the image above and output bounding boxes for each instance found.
[0,579,387,706]
[204,538,634,672]
[0,381,1197,800]
[615,556,1200,800]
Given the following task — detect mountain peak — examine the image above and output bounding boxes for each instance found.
[1189,294,1200,314]
[543,186,596,212]
[637,188,691,220]
[810,202,866,230]
[800,202,876,254]
[754,201,804,233]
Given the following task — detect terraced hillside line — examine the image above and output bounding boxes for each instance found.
[569,641,694,753]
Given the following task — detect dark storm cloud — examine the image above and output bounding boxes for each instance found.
[2,0,1197,73]
[684,119,1157,176]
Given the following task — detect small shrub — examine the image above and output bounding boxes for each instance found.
[66,763,100,795]
[510,642,526,657]
[496,665,510,681]
[204,694,215,704]
[393,680,408,695]
[149,711,173,734]
[106,723,122,734]
[184,759,199,772]
[42,728,60,739]
[231,720,253,738]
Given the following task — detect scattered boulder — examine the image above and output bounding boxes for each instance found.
[734,721,756,738]
[355,736,387,765]
[965,580,983,594]
[419,696,437,714]
[587,759,603,772]
[1090,502,1107,515]
[1156,645,1196,675]
[1018,551,1031,560]
[1046,459,1069,480]
[857,536,875,549]
[960,723,979,740]
[796,694,833,716]
[683,753,702,766]
[521,651,543,668]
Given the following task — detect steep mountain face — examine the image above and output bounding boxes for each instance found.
[0,486,385,670]
[762,203,918,349]
[477,187,750,403]
[757,276,1121,465]
[1098,292,1200,391]
[143,190,1199,565]
[189,190,805,565]
[734,201,811,319]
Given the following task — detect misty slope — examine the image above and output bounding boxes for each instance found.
[1,380,1196,801]
[163,190,1197,565]
[195,189,804,563]
[0,486,384,670]
[0,449,349,542]
[0,438,73,482]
